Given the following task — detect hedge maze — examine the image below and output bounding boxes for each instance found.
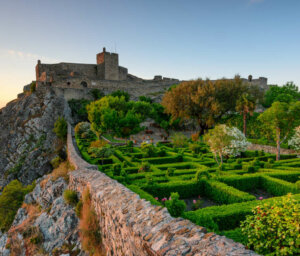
[75,133,300,237]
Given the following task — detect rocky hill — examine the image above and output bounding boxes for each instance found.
[0,171,85,255]
[0,88,70,188]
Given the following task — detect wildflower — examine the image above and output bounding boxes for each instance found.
[155,197,158,200]
[259,196,263,200]
[193,200,197,204]
[169,197,171,200]
[198,195,201,199]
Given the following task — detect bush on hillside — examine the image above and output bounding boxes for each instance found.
[63,190,79,207]
[0,180,35,231]
[53,117,67,140]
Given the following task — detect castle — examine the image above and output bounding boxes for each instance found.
[32,48,268,101]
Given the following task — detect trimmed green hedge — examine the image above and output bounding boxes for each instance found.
[127,185,162,206]
[184,194,300,231]
[142,180,204,199]
[261,176,299,196]
[203,179,256,204]
[217,174,262,192]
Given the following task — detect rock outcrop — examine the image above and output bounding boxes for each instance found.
[0,174,86,256]
[0,88,71,188]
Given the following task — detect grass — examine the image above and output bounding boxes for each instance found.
[79,189,105,256]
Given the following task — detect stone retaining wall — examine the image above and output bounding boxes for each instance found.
[67,124,258,255]
[248,143,297,155]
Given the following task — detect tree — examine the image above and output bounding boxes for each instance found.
[162,77,253,134]
[236,93,256,136]
[110,90,130,101]
[53,117,68,140]
[288,126,300,152]
[117,110,142,139]
[204,124,249,165]
[263,82,300,107]
[87,95,145,139]
[258,101,300,160]
[89,146,114,165]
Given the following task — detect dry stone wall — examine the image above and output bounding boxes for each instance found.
[247,143,297,155]
[67,124,258,256]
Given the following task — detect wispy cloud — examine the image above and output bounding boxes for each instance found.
[1,49,58,63]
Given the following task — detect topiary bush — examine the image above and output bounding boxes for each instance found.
[241,193,300,256]
[165,192,186,217]
[166,167,175,177]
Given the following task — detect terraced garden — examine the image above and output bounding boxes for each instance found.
[75,126,300,245]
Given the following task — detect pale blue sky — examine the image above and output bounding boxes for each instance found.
[1,0,300,107]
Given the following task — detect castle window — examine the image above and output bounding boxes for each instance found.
[81,81,88,88]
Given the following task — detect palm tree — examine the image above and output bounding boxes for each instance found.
[236,93,256,136]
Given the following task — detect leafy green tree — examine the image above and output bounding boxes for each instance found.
[68,99,91,122]
[110,90,130,101]
[258,101,300,160]
[117,110,142,139]
[130,101,152,121]
[53,117,68,140]
[90,89,104,100]
[162,77,255,134]
[139,96,152,103]
[204,125,249,165]
[89,146,114,165]
[0,180,34,231]
[236,93,256,136]
[241,194,299,256]
[263,82,300,107]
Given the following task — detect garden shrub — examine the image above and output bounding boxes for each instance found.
[63,190,79,207]
[141,143,157,157]
[195,169,211,182]
[170,132,188,148]
[191,133,199,142]
[241,194,299,256]
[138,161,152,172]
[165,192,186,217]
[166,167,175,177]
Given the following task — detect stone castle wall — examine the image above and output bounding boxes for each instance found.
[51,78,179,101]
[67,124,258,256]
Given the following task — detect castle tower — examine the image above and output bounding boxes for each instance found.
[96,47,119,80]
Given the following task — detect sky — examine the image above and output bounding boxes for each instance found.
[0,0,300,108]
